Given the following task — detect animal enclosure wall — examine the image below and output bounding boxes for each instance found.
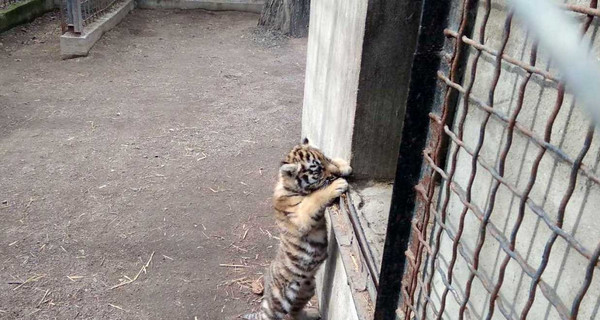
[401,0,600,319]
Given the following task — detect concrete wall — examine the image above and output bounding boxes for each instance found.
[136,0,264,13]
[60,0,134,59]
[302,0,421,180]
[301,0,368,166]
[316,213,361,320]
[302,0,422,317]
[316,201,377,320]
[424,1,600,319]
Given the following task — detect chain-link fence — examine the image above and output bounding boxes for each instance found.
[60,0,120,33]
[399,0,600,319]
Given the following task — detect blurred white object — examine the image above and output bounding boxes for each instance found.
[509,0,600,124]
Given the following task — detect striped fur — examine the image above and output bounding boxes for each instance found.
[246,139,352,320]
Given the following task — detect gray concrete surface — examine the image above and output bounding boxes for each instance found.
[302,0,369,317]
[302,0,423,317]
[136,0,264,13]
[60,0,134,59]
[301,0,421,180]
[301,0,367,166]
[316,202,377,320]
[349,183,392,269]
[316,212,362,320]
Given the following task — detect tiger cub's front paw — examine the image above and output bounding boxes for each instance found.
[328,178,349,199]
[332,158,352,177]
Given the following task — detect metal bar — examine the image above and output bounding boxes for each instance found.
[419,0,487,318]
[432,0,480,181]
[400,0,600,318]
[426,116,599,263]
[493,2,597,319]
[60,0,120,30]
[436,72,600,185]
[343,193,380,290]
[71,0,83,34]
[416,0,481,319]
[414,203,516,319]
[421,153,573,319]
[455,12,515,319]
[374,0,449,318]
[564,3,600,16]
[571,241,600,318]
[444,29,558,82]
[520,125,595,319]
[511,0,600,126]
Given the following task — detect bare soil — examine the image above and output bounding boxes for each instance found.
[0,9,306,319]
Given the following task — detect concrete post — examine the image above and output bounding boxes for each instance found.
[302,0,422,181]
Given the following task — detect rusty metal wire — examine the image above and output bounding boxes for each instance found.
[60,0,120,34]
[400,0,600,319]
[80,0,119,25]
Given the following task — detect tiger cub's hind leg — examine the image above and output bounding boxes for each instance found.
[288,278,320,320]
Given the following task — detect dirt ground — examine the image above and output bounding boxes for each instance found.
[0,9,306,319]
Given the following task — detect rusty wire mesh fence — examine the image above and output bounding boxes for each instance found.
[60,0,120,33]
[401,0,600,319]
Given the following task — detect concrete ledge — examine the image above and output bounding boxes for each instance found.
[316,198,375,320]
[60,0,134,59]
[136,0,263,13]
[0,0,55,32]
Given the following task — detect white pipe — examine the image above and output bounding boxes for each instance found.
[509,0,600,124]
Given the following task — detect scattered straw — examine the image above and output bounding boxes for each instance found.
[219,264,250,268]
[350,254,359,271]
[28,309,40,316]
[110,251,155,289]
[108,303,128,312]
[231,244,247,252]
[37,290,50,307]
[67,276,84,282]
[13,274,45,291]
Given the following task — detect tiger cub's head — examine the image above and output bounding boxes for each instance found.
[279,138,335,194]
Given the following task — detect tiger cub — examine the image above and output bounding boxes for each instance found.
[244,138,352,320]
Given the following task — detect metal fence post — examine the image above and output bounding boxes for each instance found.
[69,0,83,34]
[373,0,451,318]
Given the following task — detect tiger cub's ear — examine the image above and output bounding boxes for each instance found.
[280,163,299,177]
[302,137,310,145]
